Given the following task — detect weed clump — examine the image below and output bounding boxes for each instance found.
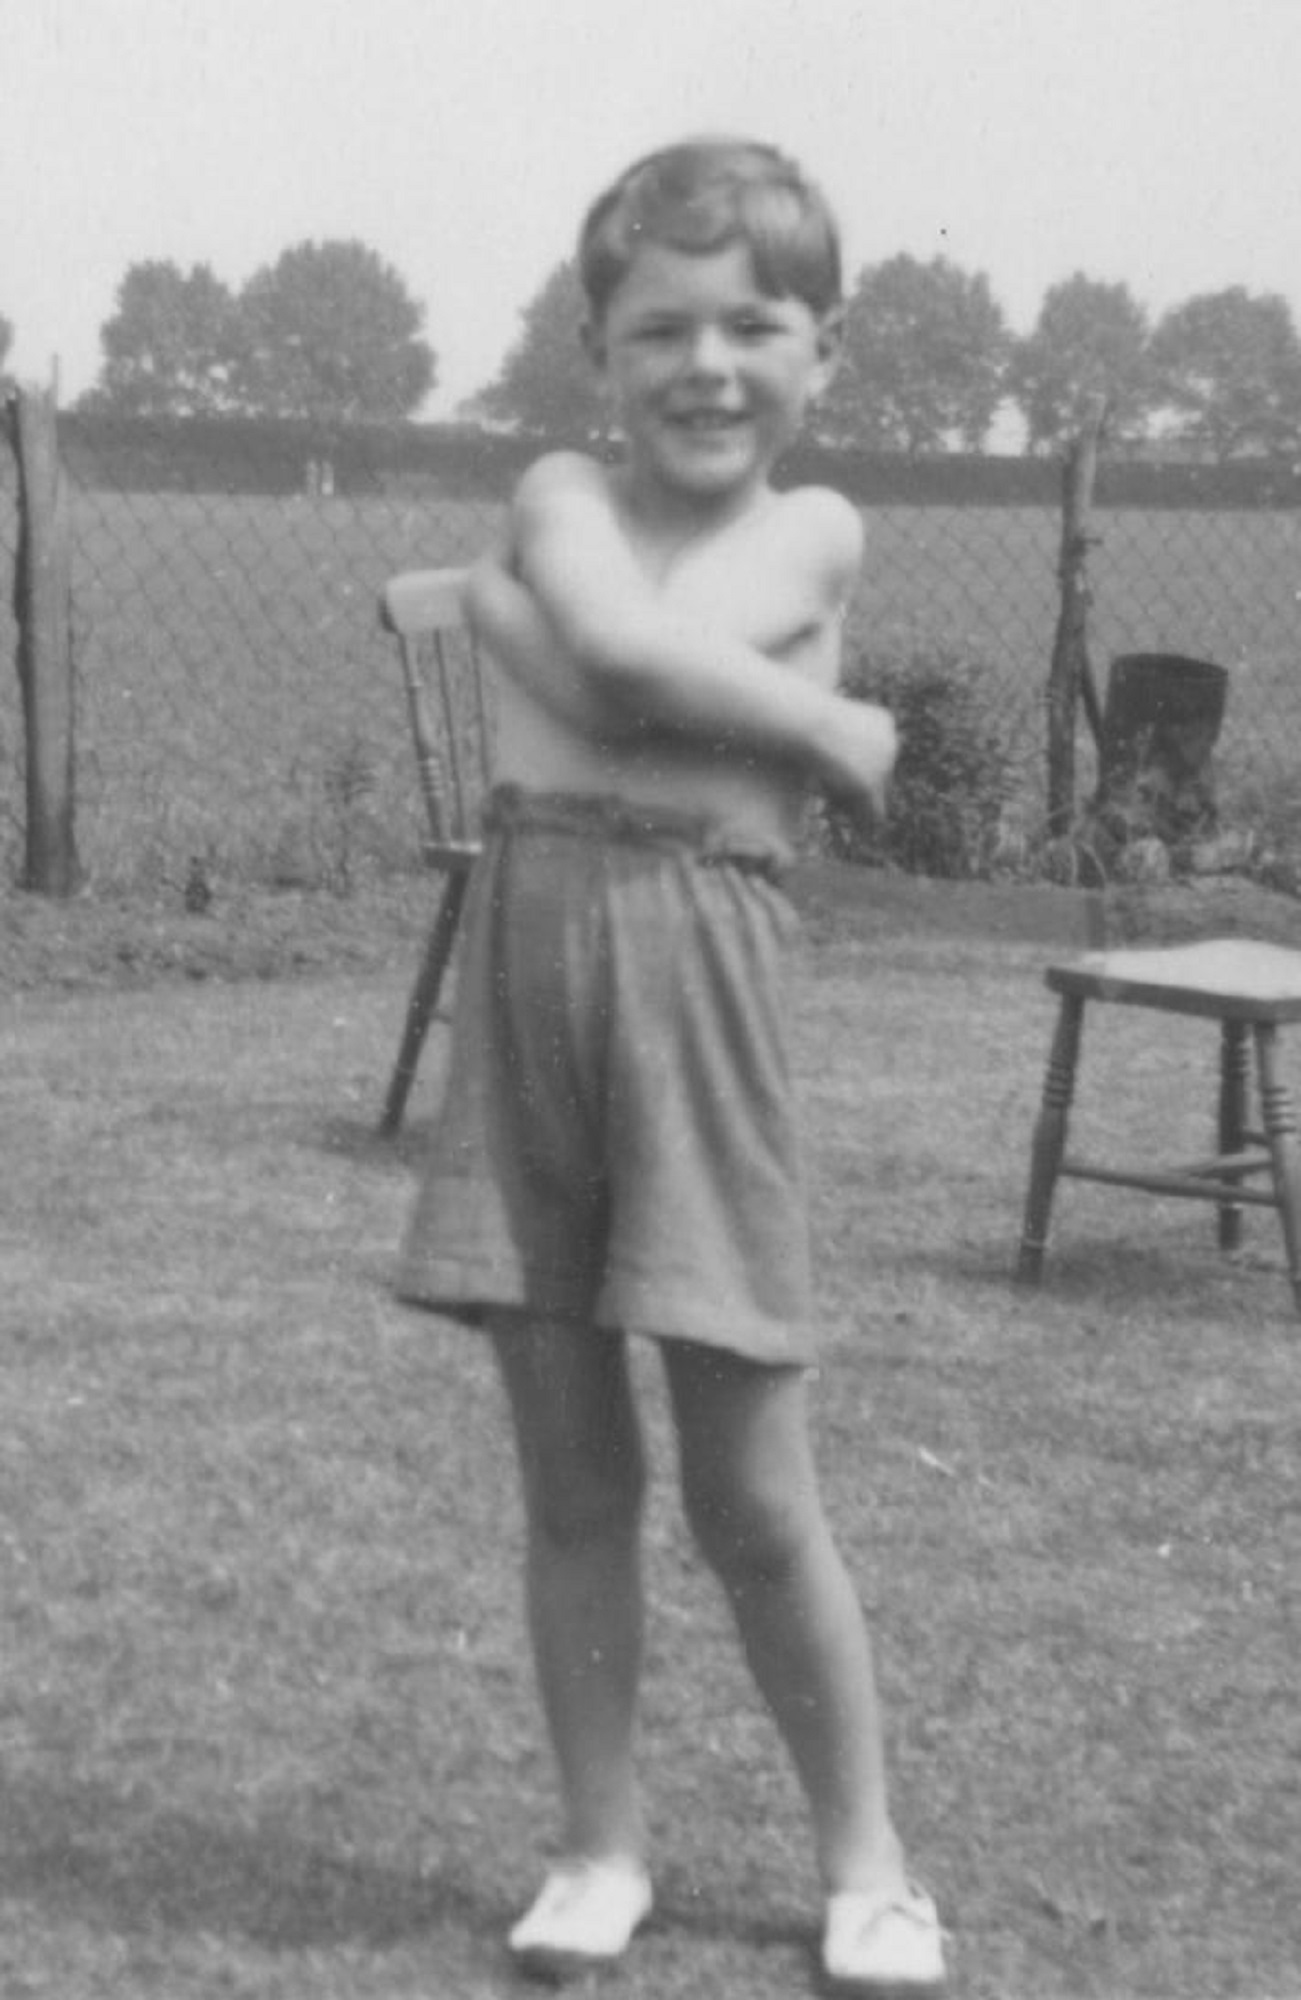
[825,648,1017,879]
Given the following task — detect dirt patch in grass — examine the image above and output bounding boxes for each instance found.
[1104,870,1301,947]
[0,873,435,994]
[4,864,1298,1000]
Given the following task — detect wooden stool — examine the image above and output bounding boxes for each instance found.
[1017,939,1301,1313]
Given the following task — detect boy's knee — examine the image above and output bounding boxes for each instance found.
[682,1475,812,1587]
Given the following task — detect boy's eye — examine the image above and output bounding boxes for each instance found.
[732,315,780,339]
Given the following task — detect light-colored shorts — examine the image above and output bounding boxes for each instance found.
[395,786,815,1365]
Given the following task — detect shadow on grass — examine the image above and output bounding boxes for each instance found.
[313,1112,436,1173]
[0,1775,488,1951]
[0,1776,814,1972]
[922,1231,1292,1318]
[647,1893,809,1955]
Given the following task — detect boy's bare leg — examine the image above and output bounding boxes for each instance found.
[490,1314,648,1867]
[662,1342,906,1897]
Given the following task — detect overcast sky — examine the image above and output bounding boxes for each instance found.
[5,0,1300,416]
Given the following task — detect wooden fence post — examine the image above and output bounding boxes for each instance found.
[7,382,80,894]
[1045,402,1105,842]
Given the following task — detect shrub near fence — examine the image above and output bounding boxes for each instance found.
[2,412,1300,893]
[849,498,1301,876]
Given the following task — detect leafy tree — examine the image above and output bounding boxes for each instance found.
[1150,287,1301,459]
[466,259,602,435]
[77,261,241,415]
[234,239,434,422]
[819,254,1010,453]
[1009,274,1155,452]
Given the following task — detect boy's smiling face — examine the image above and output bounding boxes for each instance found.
[586,239,842,519]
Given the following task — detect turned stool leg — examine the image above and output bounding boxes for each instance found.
[1018,994,1085,1283]
[1252,1023,1301,1314]
[1218,1018,1251,1253]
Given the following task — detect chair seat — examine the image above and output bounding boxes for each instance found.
[1046,939,1301,1021]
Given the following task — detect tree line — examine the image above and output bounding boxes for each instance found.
[46,244,432,426]
[4,241,1301,460]
[475,256,1301,460]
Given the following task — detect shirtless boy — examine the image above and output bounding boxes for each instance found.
[398,137,946,1998]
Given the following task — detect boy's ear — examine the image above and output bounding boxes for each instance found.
[811,305,847,397]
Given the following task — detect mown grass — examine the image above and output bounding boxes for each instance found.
[2,892,1299,1998]
[1,487,1298,890]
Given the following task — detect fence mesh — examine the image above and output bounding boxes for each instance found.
[2,416,1299,892]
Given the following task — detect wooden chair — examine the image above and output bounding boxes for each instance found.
[1017,939,1301,1314]
[378,567,492,1135]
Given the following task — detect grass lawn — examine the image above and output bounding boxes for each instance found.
[2,883,1299,1998]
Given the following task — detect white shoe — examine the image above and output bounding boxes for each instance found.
[508,1858,653,1981]
[822,1882,947,1996]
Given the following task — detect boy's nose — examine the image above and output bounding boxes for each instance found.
[683,324,732,377]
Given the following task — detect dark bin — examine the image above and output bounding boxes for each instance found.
[1097,653,1228,844]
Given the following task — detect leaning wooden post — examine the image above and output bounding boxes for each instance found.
[7,382,80,894]
[1045,401,1104,842]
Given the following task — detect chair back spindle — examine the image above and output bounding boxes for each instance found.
[380,566,493,865]
[376,565,492,1132]
[434,628,468,845]
[396,631,447,845]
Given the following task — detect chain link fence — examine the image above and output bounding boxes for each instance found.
[2,414,1299,892]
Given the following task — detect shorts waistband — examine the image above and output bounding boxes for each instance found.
[484,785,791,880]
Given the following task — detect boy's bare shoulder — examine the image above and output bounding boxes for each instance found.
[774,484,864,593]
[513,449,612,514]
[508,452,619,567]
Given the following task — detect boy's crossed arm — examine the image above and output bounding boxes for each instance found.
[466,453,896,812]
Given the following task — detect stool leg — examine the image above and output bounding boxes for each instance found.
[1218,1019,1251,1253]
[1252,1023,1301,1314]
[1018,994,1085,1284]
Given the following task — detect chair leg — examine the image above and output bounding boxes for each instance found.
[379,870,470,1137]
[1251,1023,1301,1315]
[1017,994,1085,1284]
[1218,1019,1251,1253]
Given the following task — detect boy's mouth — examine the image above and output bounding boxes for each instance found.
[668,408,748,432]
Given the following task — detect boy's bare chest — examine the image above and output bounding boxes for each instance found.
[628,514,820,653]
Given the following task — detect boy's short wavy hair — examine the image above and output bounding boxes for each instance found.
[578,137,843,323]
